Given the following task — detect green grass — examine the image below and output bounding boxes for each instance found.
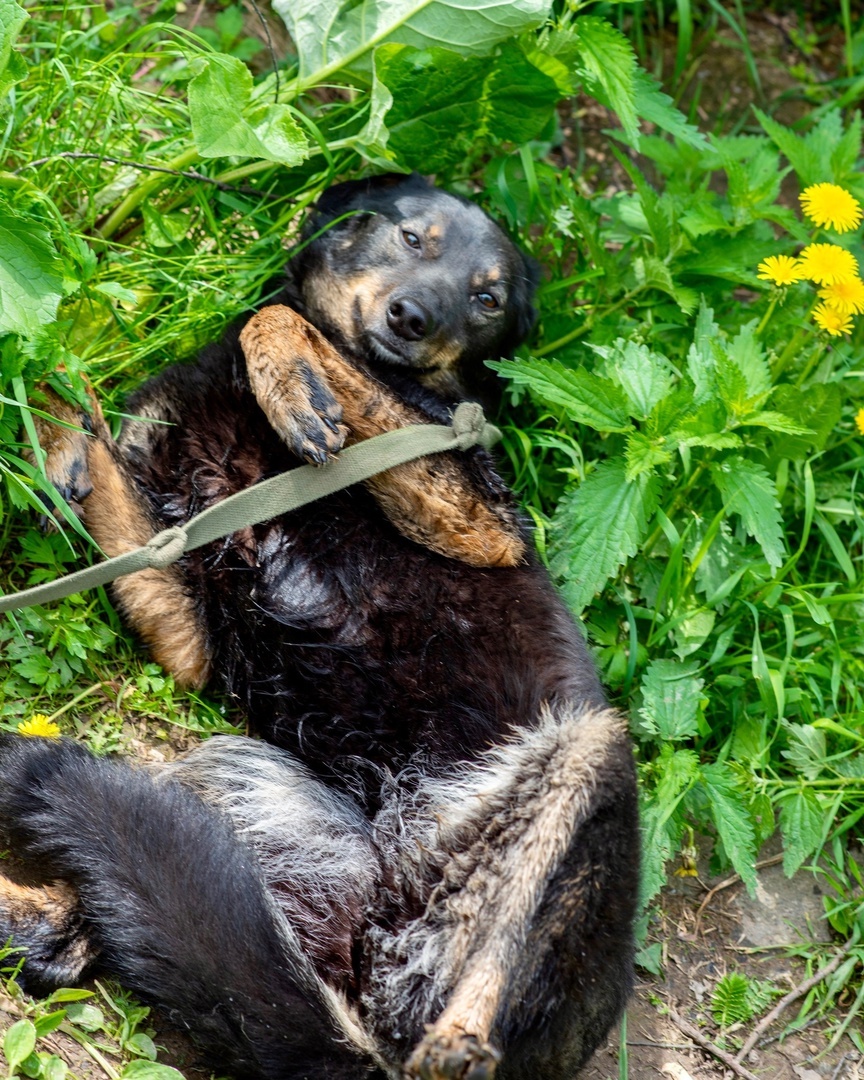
[3,0,864,1068]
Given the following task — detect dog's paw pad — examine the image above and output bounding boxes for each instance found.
[407,1033,500,1080]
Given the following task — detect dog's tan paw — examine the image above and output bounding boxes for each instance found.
[406,1032,500,1080]
[30,393,99,517]
[274,358,347,465]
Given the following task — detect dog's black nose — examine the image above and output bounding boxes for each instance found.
[387,297,431,341]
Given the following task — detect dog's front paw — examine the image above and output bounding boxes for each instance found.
[30,390,100,518]
[406,1032,500,1080]
[273,358,347,465]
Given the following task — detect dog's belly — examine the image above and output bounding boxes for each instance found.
[124,362,605,789]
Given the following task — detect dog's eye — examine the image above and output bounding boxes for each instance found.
[476,292,499,310]
[401,230,421,250]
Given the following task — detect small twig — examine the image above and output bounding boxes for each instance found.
[13,153,274,198]
[245,0,280,102]
[831,1051,854,1080]
[627,1040,694,1050]
[694,854,784,928]
[666,1007,761,1080]
[735,935,860,1063]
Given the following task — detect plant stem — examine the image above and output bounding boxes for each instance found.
[534,290,644,357]
[97,146,201,240]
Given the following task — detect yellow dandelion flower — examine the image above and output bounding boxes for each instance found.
[800,183,863,233]
[818,276,864,315]
[813,302,853,337]
[798,243,860,285]
[756,254,804,286]
[17,714,61,738]
[855,408,864,436]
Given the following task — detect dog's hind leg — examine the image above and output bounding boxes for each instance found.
[240,306,525,569]
[30,392,210,687]
[0,876,95,994]
[367,705,639,1080]
[0,735,384,1080]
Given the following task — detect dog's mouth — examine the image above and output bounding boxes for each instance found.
[364,332,417,369]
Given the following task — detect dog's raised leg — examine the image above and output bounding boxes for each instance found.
[367,705,638,1080]
[31,392,211,687]
[240,306,525,569]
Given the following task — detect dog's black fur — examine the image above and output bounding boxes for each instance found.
[0,174,639,1080]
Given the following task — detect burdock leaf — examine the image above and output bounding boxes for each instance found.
[188,55,307,165]
[274,0,550,85]
[0,211,64,337]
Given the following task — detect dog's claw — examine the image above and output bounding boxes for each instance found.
[406,1034,500,1080]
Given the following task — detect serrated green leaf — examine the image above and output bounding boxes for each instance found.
[781,723,827,781]
[188,55,308,165]
[274,0,549,85]
[370,42,560,171]
[751,106,857,189]
[550,459,661,613]
[770,383,841,457]
[624,430,671,480]
[0,210,65,337]
[639,659,703,740]
[493,358,631,432]
[639,747,700,904]
[736,411,813,436]
[629,67,707,150]
[571,16,639,144]
[712,458,785,569]
[0,0,28,97]
[591,339,674,419]
[700,762,757,894]
[4,1020,36,1073]
[727,321,770,398]
[778,788,825,876]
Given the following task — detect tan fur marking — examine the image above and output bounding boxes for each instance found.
[0,877,78,928]
[408,708,627,1067]
[240,306,525,568]
[33,392,210,688]
[85,442,211,687]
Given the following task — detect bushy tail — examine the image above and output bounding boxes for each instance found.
[0,735,383,1080]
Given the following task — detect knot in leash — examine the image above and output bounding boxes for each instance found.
[145,526,188,569]
[451,401,501,451]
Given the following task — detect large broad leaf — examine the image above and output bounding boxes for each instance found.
[550,459,661,613]
[493,358,631,432]
[712,457,785,570]
[0,0,28,97]
[0,211,65,336]
[188,55,308,165]
[364,42,559,171]
[274,0,551,85]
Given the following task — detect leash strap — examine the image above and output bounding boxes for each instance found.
[0,402,499,615]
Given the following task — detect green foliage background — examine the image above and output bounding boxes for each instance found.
[3,0,864,1039]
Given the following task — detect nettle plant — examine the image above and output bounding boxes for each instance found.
[493,108,864,923]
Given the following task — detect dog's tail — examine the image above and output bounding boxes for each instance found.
[367,702,639,1079]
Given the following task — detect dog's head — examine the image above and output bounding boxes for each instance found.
[287,174,538,397]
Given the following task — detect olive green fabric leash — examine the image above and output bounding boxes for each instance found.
[0,402,500,615]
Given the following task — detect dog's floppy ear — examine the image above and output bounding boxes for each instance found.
[312,172,430,226]
[503,250,541,354]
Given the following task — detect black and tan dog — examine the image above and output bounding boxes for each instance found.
[0,174,638,1080]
